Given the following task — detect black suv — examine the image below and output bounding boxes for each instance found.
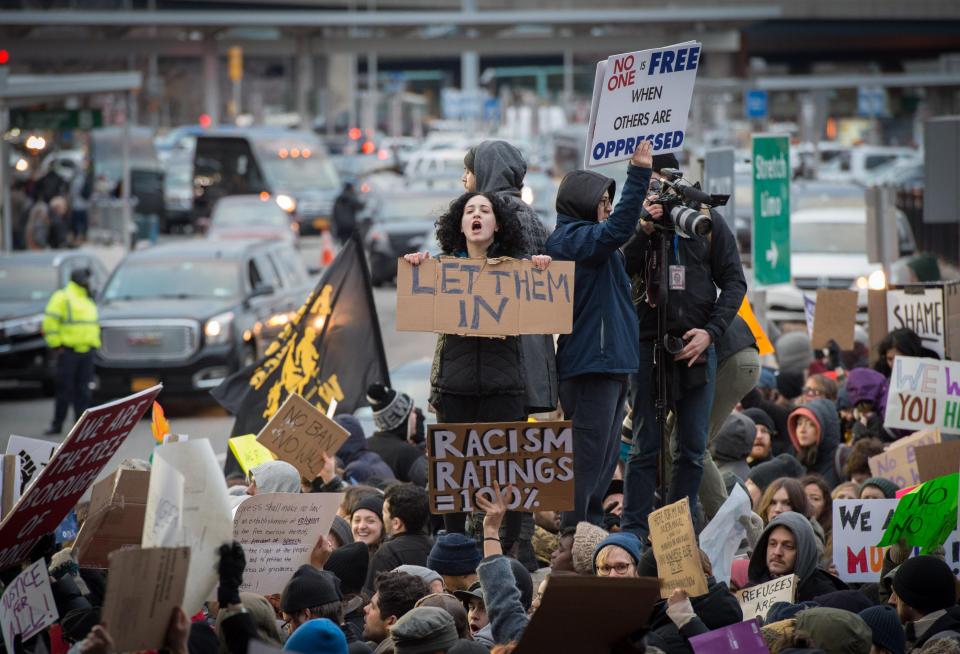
[94,239,312,398]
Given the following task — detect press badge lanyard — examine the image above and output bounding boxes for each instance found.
[669,235,685,290]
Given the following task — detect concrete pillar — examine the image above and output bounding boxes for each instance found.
[203,40,220,125]
[563,49,574,105]
[364,51,378,133]
[297,37,313,130]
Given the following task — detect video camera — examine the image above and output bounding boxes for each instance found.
[646,168,729,239]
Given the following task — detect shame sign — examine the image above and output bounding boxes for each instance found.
[396,257,575,336]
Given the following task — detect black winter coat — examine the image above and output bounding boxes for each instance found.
[647,577,743,654]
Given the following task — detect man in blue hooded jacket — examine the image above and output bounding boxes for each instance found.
[545,140,653,528]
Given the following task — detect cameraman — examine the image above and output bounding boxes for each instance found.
[620,153,747,544]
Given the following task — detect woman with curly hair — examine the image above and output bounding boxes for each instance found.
[404,191,551,540]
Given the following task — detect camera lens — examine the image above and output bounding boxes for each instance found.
[670,205,712,237]
[664,335,685,354]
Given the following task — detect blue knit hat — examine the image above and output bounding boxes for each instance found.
[592,532,643,572]
[427,533,482,577]
[284,618,348,654]
[858,605,905,654]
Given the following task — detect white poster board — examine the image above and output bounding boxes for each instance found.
[4,435,57,499]
[884,356,960,435]
[887,288,946,358]
[0,559,58,653]
[734,575,797,621]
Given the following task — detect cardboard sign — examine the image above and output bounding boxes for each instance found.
[257,393,350,480]
[73,468,151,568]
[735,576,797,622]
[699,485,752,587]
[426,421,574,514]
[887,287,946,358]
[396,257,575,336]
[233,492,343,595]
[0,455,18,519]
[884,356,960,434]
[832,499,898,583]
[916,441,960,483]
[515,575,660,654]
[101,546,190,653]
[142,440,233,615]
[878,473,959,555]
[4,435,57,499]
[0,559,58,653]
[689,619,770,654]
[867,428,942,488]
[584,41,701,166]
[648,497,709,599]
[811,289,858,349]
[228,434,276,476]
[0,386,161,569]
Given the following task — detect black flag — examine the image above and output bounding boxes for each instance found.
[212,237,390,467]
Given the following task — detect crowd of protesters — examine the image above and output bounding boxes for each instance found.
[10,163,92,250]
[5,139,960,654]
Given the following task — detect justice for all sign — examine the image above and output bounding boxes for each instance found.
[884,356,960,435]
[585,41,701,166]
[426,421,574,514]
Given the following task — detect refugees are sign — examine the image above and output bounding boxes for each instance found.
[884,356,960,434]
[584,41,701,166]
[397,257,575,336]
[735,575,797,622]
[426,421,574,514]
[0,386,161,568]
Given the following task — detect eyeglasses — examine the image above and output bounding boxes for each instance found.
[599,196,612,207]
[596,562,634,576]
[802,386,825,397]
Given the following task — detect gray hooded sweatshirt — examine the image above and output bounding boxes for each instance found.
[250,460,302,493]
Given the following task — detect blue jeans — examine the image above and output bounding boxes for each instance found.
[622,341,717,542]
[559,374,629,528]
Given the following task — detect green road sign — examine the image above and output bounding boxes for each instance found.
[9,108,103,131]
[752,135,791,285]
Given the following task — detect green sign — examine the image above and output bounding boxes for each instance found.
[877,472,958,554]
[752,135,791,285]
[9,108,103,131]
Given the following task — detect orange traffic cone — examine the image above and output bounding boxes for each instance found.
[321,230,335,266]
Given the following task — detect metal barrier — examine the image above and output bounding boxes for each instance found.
[88,197,159,249]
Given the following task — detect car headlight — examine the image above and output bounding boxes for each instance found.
[204,311,234,345]
[275,194,297,213]
[4,313,44,337]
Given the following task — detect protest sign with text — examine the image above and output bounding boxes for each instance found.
[884,356,960,434]
[648,497,710,599]
[427,421,574,514]
[0,385,161,568]
[584,41,701,166]
[101,546,190,653]
[4,435,57,499]
[689,620,769,654]
[832,499,898,583]
[887,287,946,358]
[878,473,958,555]
[867,428,941,488]
[0,559,58,654]
[234,492,342,595]
[396,257,575,336]
[257,393,350,480]
[228,434,276,476]
[735,575,796,622]
[142,439,233,615]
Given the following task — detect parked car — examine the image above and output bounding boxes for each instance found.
[207,194,299,247]
[94,240,312,398]
[0,251,109,393]
[364,191,450,286]
[818,145,917,185]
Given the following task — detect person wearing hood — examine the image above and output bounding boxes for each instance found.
[747,512,847,602]
[544,140,653,529]
[248,460,302,494]
[711,412,757,483]
[792,607,873,654]
[620,151,748,543]
[364,384,428,488]
[844,368,892,442]
[335,414,395,486]
[788,399,842,486]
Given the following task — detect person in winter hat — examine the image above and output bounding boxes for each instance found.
[793,607,872,654]
[711,412,757,483]
[284,618,349,654]
[280,565,344,636]
[365,384,427,487]
[859,605,905,654]
[787,399,842,486]
[858,477,898,500]
[427,534,482,591]
[748,512,847,602]
[335,414,395,486]
[592,532,643,577]
[777,332,814,375]
[892,555,960,649]
[351,495,386,550]
[571,521,609,576]
[325,541,370,598]
[390,606,459,654]
[248,460,302,494]
[746,453,806,507]
[393,565,444,594]
[744,407,776,466]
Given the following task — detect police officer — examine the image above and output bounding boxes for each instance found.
[43,268,100,435]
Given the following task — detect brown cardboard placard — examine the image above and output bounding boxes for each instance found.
[257,393,350,480]
[735,575,797,621]
[396,256,575,336]
[868,289,888,367]
[73,468,150,568]
[868,428,942,488]
[514,575,661,654]
[426,421,574,514]
[0,455,16,519]
[811,289,858,349]
[648,497,709,599]
[915,440,960,483]
[101,546,190,653]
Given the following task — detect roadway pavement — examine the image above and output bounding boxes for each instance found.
[0,235,435,481]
